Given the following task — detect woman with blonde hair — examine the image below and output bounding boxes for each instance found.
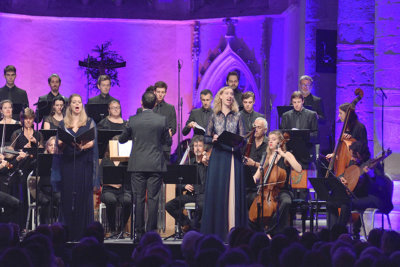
[0,100,19,125]
[201,86,246,240]
[252,130,301,234]
[56,93,98,241]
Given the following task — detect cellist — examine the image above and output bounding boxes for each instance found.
[252,130,302,235]
[326,102,367,161]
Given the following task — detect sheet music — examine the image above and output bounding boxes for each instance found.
[195,124,206,133]
[179,145,191,165]
[118,140,132,157]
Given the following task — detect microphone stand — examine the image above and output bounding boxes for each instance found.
[376,87,387,170]
[177,60,183,159]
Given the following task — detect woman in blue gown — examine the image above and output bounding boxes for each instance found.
[56,94,98,241]
[201,86,247,241]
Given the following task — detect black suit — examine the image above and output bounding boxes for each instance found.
[119,109,171,234]
[137,101,176,160]
[239,110,265,134]
[87,94,117,105]
[0,85,29,120]
[304,93,325,121]
[182,107,212,136]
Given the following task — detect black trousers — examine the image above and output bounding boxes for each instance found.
[268,190,293,235]
[100,186,132,232]
[0,191,20,223]
[131,172,162,233]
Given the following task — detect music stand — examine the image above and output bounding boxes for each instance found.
[103,165,132,240]
[163,165,198,240]
[85,104,109,124]
[0,124,21,145]
[39,129,57,142]
[34,154,58,224]
[97,130,123,158]
[308,177,351,231]
[12,103,26,121]
[281,129,311,169]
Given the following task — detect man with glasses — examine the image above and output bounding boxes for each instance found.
[299,75,324,121]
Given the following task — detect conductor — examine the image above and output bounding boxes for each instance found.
[119,91,172,241]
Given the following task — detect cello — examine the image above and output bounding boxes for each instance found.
[248,139,287,225]
[325,89,364,178]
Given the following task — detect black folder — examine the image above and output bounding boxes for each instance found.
[57,127,95,145]
[39,129,57,141]
[217,131,244,148]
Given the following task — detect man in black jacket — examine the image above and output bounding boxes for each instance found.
[36,74,68,122]
[182,89,213,137]
[226,71,243,111]
[87,75,118,105]
[152,81,177,162]
[299,75,325,121]
[0,65,29,120]
[280,91,318,169]
[119,91,171,239]
[165,135,208,231]
[239,91,265,134]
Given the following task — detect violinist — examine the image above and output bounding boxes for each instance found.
[10,108,44,150]
[0,100,20,125]
[252,130,302,235]
[326,141,392,238]
[166,135,208,232]
[0,153,20,223]
[243,117,268,209]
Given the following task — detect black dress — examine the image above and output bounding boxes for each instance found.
[97,117,126,130]
[57,118,98,241]
[43,116,62,129]
[201,111,247,241]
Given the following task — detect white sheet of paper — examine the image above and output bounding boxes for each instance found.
[118,140,132,157]
[195,124,206,132]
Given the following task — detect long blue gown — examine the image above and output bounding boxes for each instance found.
[57,118,98,241]
[200,111,247,241]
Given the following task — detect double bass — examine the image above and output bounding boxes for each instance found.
[248,139,287,225]
[325,89,364,178]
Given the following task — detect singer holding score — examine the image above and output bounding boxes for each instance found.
[56,94,99,241]
[201,86,247,241]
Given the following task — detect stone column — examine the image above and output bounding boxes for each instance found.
[336,0,375,151]
[374,0,400,177]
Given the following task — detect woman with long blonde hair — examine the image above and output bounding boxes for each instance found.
[56,93,99,241]
[201,86,246,240]
[252,130,301,234]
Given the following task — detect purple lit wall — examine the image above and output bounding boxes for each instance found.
[374,0,400,179]
[0,12,302,152]
[336,0,374,152]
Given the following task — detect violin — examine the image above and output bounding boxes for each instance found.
[248,137,288,225]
